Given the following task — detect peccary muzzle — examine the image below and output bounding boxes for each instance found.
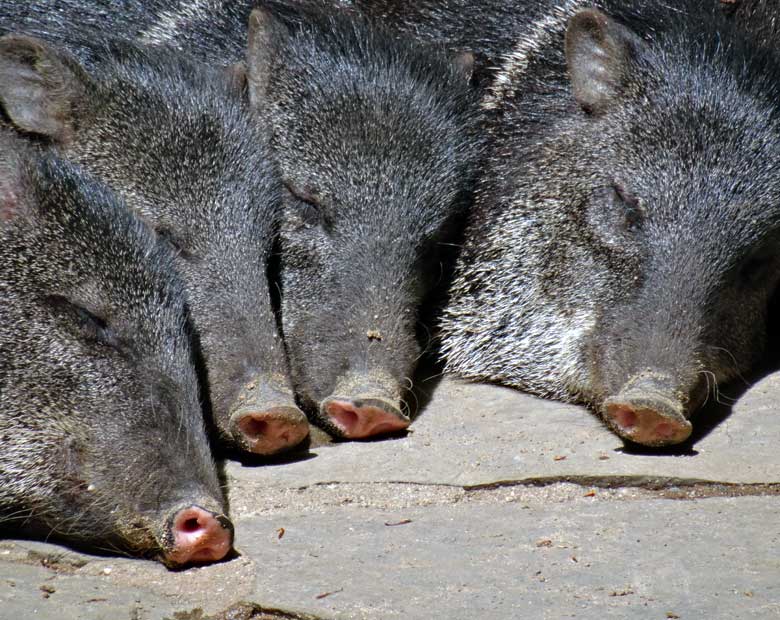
[319,371,409,439]
[229,375,310,452]
[162,504,234,566]
[602,372,701,446]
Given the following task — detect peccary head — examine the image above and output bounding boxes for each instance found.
[447,5,780,447]
[0,34,309,456]
[567,8,780,444]
[242,3,481,438]
[0,136,232,565]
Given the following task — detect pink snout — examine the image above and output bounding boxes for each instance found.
[164,505,234,566]
[231,405,310,456]
[321,397,410,439]
[603,390,693,447]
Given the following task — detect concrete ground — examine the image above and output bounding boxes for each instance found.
[3,371,780,619]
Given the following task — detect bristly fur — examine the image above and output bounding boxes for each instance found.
[438,0,780,420]
[0,133,224,557]
[246,3,483,432]
[1,0,483,435]
[0,26,289,447]
[720,0,780,45]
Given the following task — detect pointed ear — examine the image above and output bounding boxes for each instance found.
[0,35,87,143]
[451,51,475,83]
[564,9,646,115]
[224,61,248,97]
[245,8,288,108]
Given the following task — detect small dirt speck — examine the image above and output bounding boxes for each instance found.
[39,584,56,598]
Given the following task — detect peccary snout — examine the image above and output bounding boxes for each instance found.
[229,375,310,455]
[163,505,234,567]
[318,371,410,439]
[602,372,706,446]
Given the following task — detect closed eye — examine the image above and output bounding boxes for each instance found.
[156,227,192,259]
[48,295,121,349]
[613,184,644,230]
[284,183,329,229]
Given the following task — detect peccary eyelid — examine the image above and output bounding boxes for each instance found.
[611,183,645,228]
[613,183,639,208]
[47,294,120,349]
[284,181,320,209]
[156,227,191,258]
[284,182,335,232]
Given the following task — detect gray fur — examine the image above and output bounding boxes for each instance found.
[0,32,290,452]
[440,0,780,440]
[0,133,226,561]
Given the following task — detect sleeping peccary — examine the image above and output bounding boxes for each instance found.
[271,1,780,447]
[0,31,309,456]
[1,0,483,439]
[436,0,780,446]
[0,132,233,566]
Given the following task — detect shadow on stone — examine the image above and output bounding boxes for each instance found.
[218,436,317,468]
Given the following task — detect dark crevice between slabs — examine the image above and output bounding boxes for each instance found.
[464,475,780,499]
[166,601,329,620]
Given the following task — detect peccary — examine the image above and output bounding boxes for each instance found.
[436,0,780,446]
[0,31,309,456]
[0,131,233,566]
[243,6,480,438]
[9,1,483,438]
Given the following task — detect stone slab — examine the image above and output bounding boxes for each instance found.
[238,495,780,619]
[228,372,780,491]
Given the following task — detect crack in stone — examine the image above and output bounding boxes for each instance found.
[166,601,329,620]
[270,477,780,503]
[463,476,780,498]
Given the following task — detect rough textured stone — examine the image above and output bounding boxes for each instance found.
[3,375,780,618]
[228,373,780,490]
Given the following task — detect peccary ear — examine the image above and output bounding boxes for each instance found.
[224,61,248,97]
[0,35,87,143]
[565,9,645,115]
[0,164,21,223]
[245,7,288,107]
[0,134,25,222]
[452,51,475,82]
